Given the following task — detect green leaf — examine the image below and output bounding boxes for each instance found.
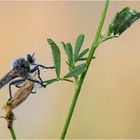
[65,61,70,67]
[64,64,87,78]
[47,39,61,79]
[61,41,67,53]
[74,34,85,61]
[76,48,89,62]
[61,42,73,66]
[77,56,95,61]
[107,7,140,37]
[65,43,73,65]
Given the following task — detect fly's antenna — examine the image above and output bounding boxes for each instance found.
[32,53,35,57]
[27,53,35,64]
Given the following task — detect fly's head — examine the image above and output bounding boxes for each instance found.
[12,58,30,76]
[27,53,35,64]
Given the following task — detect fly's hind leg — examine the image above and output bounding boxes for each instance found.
[31,91,36,94]
[8,79,25,99]
[13,80,36,94]
[25,77,47,88]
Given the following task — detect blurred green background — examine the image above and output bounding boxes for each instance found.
[0,1,140,139]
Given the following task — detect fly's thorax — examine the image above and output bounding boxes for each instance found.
[12,58,31,76]
[12,58,26,68]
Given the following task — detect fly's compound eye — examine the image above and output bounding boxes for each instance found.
[27,54,34,64]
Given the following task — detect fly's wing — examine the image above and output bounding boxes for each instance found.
[0,69,18,89]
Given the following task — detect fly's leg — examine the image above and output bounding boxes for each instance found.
[30,67,43,83]
[30,64,54,85]
[30,65,54,83]
[15,85,21,88]
[25,77,47,88]
[13,81,36,94]
[31,91,36,94]
[9,79,25,99]
[32,64,55,70]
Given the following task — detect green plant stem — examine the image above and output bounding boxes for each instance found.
[43,78,73,85]
[60,0,109,139]
[9,127,16,140]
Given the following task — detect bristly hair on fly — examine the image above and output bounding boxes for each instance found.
[10,58,25,69]
[10,53,35,69]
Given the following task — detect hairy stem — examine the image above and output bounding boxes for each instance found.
[9,127,16,140]
[60,0,109,139]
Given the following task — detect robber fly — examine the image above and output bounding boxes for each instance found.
[0,53,54,99]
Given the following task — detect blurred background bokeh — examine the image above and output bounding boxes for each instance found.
[0,1,140,139]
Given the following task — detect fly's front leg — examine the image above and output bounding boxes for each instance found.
[30,67,43,83]
[30,64,54,85]
[9,79,25,99]
[33,64,55,70]
[30,64,54,83]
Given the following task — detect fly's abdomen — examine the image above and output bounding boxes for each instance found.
[0,70,18,89]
